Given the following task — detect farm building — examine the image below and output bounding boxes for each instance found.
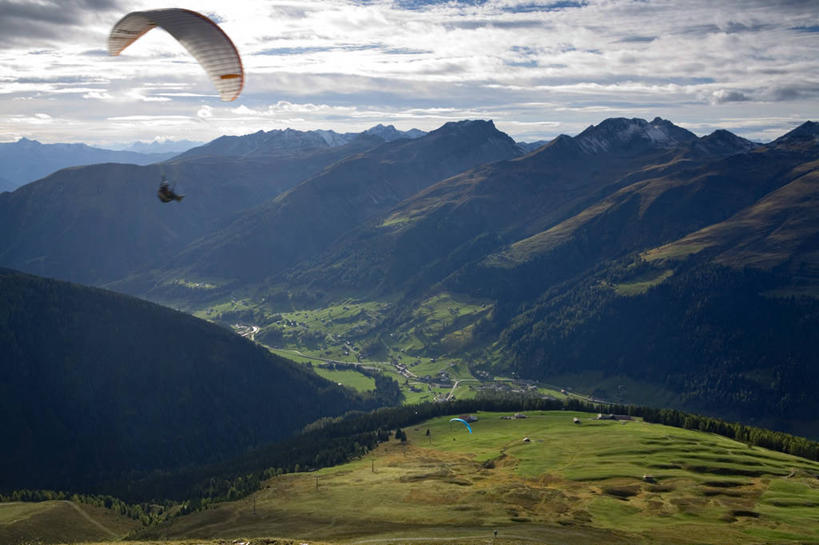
[596,414,633,421]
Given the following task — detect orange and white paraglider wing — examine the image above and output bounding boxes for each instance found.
[108,8,244,101]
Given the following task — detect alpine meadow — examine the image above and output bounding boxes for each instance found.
[2,1,819,544]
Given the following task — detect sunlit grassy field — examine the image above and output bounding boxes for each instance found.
[131,411,819,545]
[311,367,376,392]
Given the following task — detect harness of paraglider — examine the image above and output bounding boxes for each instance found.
[157,175,182,203]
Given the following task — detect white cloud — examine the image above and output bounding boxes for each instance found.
[107,115,193,121]
[197,105,214,119]
[0,0,817,144]
[709,89,751,104]
[82,90,114,100]
[6,112,55,125]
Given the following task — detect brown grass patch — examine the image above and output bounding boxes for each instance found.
[731,510,760,518]
[602,486,640,499]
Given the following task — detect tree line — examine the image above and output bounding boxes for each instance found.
[125,394,819,510]
[4,394,818,525]
[0,489,170,526]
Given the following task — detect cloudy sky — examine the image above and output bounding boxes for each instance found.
[1,0,817,147]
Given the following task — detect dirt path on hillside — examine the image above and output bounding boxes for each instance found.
[60,501,119,538]
[348,528,628,545]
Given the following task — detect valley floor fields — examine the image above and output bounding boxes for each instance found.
[213,294,683,410]
[122,411,819,545]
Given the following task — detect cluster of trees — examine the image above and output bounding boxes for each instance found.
[0,489,168,526]
[635,407,819,461]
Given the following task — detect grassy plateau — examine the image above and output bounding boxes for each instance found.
[111,410,819,545]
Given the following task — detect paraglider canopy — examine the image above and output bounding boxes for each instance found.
[108,8,244,101]
[449,417,473,433]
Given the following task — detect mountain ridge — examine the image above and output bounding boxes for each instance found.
[0,134,387,286]
[155,119,523,284]
[178,124,426,160]
[0,138,178,192]
[290,117,761,297]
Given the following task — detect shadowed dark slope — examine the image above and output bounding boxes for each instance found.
[0,135,384,286]
[0,268,363,493]
[164,120,523,283]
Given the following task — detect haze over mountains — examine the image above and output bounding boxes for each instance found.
[2,116,818,436]
[0,130,392,285]
[0,138,182,192]
[116,139,204,154]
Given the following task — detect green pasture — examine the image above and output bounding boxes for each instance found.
[311,367,376,392]
[537,386,569,399]
[272,342,569,406]
[613,268,674,296]
[276,300,387,336]
[411,293,490,332]
[267,347,321,364]
[0,501,139,544]
[132,411,819,545]
[400,385,452,404]
[194,291,497,407]
[173,278,217,289]
[193,296,256,320]
[643,241,708,262]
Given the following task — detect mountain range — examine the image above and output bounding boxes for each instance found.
[2,116,818,436]
[0,125,425,193]
[116,138,204,154]
[0,138,180,192]
[175,124,425,160]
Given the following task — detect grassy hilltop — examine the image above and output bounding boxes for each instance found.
[116,410,819,545]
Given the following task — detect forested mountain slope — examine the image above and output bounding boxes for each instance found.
[0,268,366,493]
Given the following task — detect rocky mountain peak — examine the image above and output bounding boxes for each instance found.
[363,124,425,142]
[697,129,759,155]
[433,119,497,136]
[575,117,698,154]
[772,121,819,147]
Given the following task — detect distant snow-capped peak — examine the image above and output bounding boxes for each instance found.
[575,117,698,153]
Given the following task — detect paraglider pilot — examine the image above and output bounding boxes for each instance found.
[157,176,183,203]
